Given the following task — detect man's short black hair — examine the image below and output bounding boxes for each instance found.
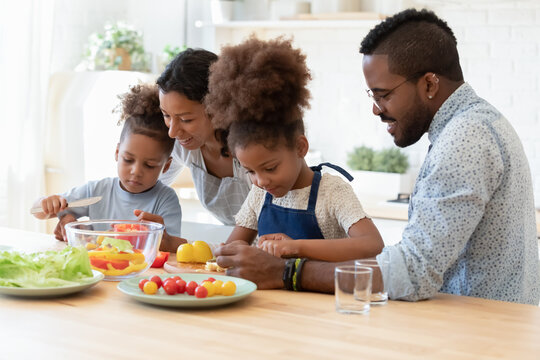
[360,8,463,82]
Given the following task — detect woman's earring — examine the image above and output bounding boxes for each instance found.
[428,95,433,99]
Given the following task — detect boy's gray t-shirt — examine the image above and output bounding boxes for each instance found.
[58,177,182,237]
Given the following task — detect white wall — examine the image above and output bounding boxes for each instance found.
[201,0,540,207]
[49,0,187,74]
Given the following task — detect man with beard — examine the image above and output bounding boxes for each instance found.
[214,9,540,304]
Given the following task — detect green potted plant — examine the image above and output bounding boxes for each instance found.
[347,146,413,198]
[79,22,150,72]
[156,44,187,73]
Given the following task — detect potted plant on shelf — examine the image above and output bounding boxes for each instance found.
[78,22,150,72]
[347,146,413,199]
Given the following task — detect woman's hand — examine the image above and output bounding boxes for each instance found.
[54,214,77,241]
[214,241,285,289]
[133,209,187,252]
[258,233,300,258]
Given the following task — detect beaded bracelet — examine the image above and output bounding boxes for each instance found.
[292,258,307,292]
[282,258,297,291]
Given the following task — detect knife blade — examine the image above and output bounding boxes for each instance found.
[30,196,103,214]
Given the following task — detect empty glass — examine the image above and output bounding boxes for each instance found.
[335,265,372,314]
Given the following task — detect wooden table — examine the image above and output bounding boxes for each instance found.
[1,227,539,359]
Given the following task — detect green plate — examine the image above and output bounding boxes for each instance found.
[117,273,257,308]
[0,270,104,297]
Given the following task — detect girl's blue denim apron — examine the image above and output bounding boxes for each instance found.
[257,163,353,239]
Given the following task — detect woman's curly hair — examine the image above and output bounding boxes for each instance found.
[116,83,175,155]
[204,36,312,153]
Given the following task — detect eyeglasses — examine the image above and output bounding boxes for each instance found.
[366,74,422,111]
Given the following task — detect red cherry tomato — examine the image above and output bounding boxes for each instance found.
[171,276,182,282]
[176,280,186,294]
[150,275,163,289]
[206,277,216,282]
[195,285,208,298]
[139,279,149,291]
[186,281,198,296]
[163,279,178,295]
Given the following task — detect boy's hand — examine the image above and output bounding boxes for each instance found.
[133,209,164,225]
[258,233,299,258]
[133,209,187,252]
[33,195,68,219]
[54,214,77,241]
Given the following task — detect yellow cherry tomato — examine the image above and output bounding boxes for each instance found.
[212,280,223,295]
[201,281,215,297]
[143,280,158,295]
[222,281,236,296]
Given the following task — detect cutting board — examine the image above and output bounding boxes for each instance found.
[163,259,218,275]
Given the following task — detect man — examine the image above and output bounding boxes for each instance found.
[215,9,540,304]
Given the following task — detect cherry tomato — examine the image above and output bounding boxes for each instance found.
[171,276,182,282]
[186,281,198,296]
[201,281,215,297]
[212,280,223,295]
[143,281,158,295]
[222,281,236,296]
[206,277,216,282]
[139,279,149,291]
[176,280,186,294]
[163,279,178,295]
[150,275,163,289]
[195,285,208,298]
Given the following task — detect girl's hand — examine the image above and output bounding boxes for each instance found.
[54,214,77,241]
[258,233,299,258]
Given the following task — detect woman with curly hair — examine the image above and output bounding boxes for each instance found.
[32,84,185,252]
[206,37,383,263]
[156,49,252,226]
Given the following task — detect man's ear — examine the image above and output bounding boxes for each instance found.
[162,156,173,174]
[296,135,309,158]
[115,144,120,162]
[424,72,440,100]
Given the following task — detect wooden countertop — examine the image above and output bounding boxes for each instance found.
[1,227,539,358]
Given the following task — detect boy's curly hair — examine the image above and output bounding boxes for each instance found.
[116,83,175,155]
[204,36,311,153]
[360,8,463,82]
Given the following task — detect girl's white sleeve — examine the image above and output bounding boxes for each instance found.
[328,177,369,234]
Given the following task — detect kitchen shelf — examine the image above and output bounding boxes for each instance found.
[196,19,381,29]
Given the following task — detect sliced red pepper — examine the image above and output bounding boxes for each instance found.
[90,257,129,270]
[151,251,170,268]
[112,224,149,246]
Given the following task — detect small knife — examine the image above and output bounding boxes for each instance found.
[30,196,103,214]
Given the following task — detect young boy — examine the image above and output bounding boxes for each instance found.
[32,84,185,252]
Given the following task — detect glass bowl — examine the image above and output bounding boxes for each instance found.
[65,220,164,281]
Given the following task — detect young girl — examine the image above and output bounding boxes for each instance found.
[205,37,384,261]
[32,84,185,252]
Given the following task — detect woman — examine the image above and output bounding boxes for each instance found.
[156,48,251,225]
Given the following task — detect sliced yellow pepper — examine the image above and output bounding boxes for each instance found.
[88,250,145,263]
[102,261,148,276]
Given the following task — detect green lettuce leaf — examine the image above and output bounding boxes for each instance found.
[0,246,94,288]
[100,237,134,253]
